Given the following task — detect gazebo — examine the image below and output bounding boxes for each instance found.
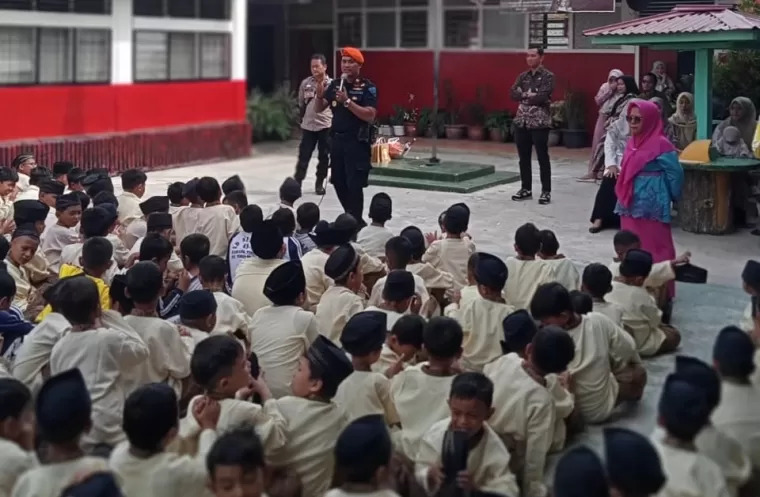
[584,5,760,235]
[584,4,760,140]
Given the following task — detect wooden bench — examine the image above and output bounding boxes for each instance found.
[679,157,760,235]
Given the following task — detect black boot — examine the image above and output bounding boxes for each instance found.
[315,178,326,195]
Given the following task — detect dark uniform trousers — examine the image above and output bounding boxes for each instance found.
[330,131,371,225]
[295,128,330,182]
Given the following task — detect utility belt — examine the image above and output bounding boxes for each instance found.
[331,123,377,144]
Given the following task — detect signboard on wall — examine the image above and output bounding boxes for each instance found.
[482,0,615,13]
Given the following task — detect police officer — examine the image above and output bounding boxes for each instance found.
[314,47,377,227]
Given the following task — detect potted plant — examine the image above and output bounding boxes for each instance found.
[247,85,298,142]
[562,91,587,149]
[424,110,447,138]
[390,105,406,137]
[416,107,432,136]
[466,87,487,141]
[442,80,466,139]
[378,117,392,137]
[403,94,420,137]
[485,110,512,142]
[549,100,566,147]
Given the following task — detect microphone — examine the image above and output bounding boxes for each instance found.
[339,73,347,92]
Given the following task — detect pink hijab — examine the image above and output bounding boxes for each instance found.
[615,100,676,208]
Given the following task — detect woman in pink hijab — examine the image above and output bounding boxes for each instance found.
[614,100,683,298]
[581,69,624,180]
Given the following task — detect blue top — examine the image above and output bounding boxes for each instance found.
[615,151,683,223]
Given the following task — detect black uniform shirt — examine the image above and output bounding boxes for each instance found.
[325,76,378,134]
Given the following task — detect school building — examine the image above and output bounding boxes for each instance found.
[0,0,249,172]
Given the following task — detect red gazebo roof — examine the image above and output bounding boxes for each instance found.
[584,4,760,36]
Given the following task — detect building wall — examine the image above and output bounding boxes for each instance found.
[0,0,250,170]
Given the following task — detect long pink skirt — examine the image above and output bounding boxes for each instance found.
[587,114,607,174]
[620,216,676,298]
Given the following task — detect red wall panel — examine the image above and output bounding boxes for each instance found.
[640,47,678,80]
[0,80,247,142]
[355,50,635,131]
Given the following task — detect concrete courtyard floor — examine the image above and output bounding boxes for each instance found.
[136,140,756,473]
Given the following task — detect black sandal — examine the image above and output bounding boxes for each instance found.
[512,189,532,201]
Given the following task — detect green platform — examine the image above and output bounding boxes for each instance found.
[368,159,519,193]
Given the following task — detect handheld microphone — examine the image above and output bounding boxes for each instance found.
[339,73,347,92]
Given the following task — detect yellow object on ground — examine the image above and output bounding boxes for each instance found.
[35,264,110,322]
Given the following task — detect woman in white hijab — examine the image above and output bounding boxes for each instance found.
[581,69,624,181]
[668,92,697,150]
[652,61,675,99]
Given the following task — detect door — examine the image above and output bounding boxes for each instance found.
[248,25,276,93]
[289,28,334,92]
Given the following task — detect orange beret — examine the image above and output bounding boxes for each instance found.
[341,47,364,65]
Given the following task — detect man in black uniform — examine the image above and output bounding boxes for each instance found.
[313,47,377,227]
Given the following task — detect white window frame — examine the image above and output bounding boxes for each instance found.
[335,0,430,50]
[133,29,231,82]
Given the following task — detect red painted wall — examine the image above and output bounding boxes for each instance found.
[0,80,247,142]
[640,47,678,80]
[352,50,635,131]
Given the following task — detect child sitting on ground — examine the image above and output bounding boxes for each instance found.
[390,316,462,460]
[227,204,263,285]
[484,325,576,497]
[271,207,303,262]
[582,263,624,327]
[49,276,149,453]
[223,191,248,215]
[173,178,203,245]
[0,167,17,224]
[0,378,35,495]
[335,311,401,425]
[530,282,644,424]
[268,177,301,219]
[454,252,515,372]
[369,236,430,311]
[129,212,184,273]
[61,206,119,283]
[206,428,268,497]
[316,244,365,342]
[422,204,475,288]
[569,290,593,315]
[366,270,424,330]
[357,193,394,259]
[167,181,187,215]
[198,255,250,336]
[66,168,85,193]
[415,372,519,496]
[504,223,557,310]
[295,202,319,254]
[195,177,240,257]
[5,228,41,316]
[41,193,82,273]
[178,290,218,349]
[538,229,580,291]
[402,225,455,309]
[108,383,220,496]
[606,249,681,357]
[52,162,73,186]
[179,233,211,292]
[372,313,425,377]
[222,175,246,197]
[117,169,147,228]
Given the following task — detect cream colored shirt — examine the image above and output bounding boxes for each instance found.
[445,285,479,318]
[363,306,405,333]
[15,174,29,194]
[106,233,130,267]
[353,242,385,276]
[266,396,349,497]
[651,437,731,497]
[459,298,514,372]
[117,191,143,226]
[390,363,455,458]
[109,429,216,497]
[316,285,365,342]
[129,236,184,273]
[11,456,111,497]
[484,353,554,497]
[16,186,39,202]
[368,273,429,311]
[407,261,456,291]
[231,258,285,315]
[371,342,407,375]
[50,311,149,448]
[11,313,70,393]
[0,438,36,497]
[543,257,580,291]
[609,259,675,289]
[0,196,13,223]
[712,380,760,470]
[334,370,400,425]
[504,257,557,310]
[606,281,666,357]
[566,313,639,423]
[174,206,203,246]
[249,305,320,398]
[195,204,240,257]
[422,237,476,289]
[356,224,394,259]
[122,315,192,395]
[5,260,31,312]
[40,224,79,274]
[545,374,575,452]
[212,291,250,335]
[592,300,625,327]
[299,248,332,311]
[299,75,333,132]
[415,418,519,497]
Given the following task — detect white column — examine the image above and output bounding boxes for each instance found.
[111,0,133,84]
[231,0,248,81]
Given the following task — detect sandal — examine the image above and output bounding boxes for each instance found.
[512,189,532,201]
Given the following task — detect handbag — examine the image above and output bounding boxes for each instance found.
[372,138,391,166]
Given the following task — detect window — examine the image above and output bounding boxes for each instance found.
[529,13,569,49]
[444,9,478,48]
[482,9,525,48]
[0,0,111,12]
[134,0,229,19]
[134,31,231,82]
[336,0,429,49]
[0,26,110,85]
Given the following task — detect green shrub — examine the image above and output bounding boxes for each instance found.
[247,85,299,142]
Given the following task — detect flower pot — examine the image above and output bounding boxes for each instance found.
[404,123,418,137]
[467,125,485,141]
[488,128,504,142]
[392,125,405,137]
[444,125,467,140]
[548,129,562,147]
[562,129,588,149]
[379,125,392,137]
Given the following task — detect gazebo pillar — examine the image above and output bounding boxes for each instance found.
[694,48,714,140]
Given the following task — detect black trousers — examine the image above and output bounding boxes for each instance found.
[515,126,552,193]
[294,128,330,182]
[330,134,371,226]
[590,176,620,229]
